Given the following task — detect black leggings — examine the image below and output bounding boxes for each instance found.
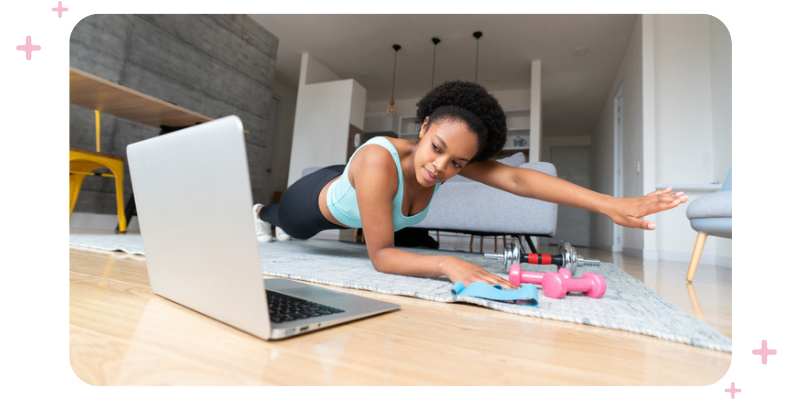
[259,165,346,240]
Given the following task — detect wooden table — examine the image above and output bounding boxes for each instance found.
[69,245,732,386]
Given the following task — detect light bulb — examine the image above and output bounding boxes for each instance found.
[385,99,398,117]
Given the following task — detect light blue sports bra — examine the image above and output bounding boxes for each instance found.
[326,137,441,231]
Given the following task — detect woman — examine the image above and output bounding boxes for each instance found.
[254,81,687,289]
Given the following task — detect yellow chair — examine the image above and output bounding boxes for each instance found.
[69,110,127,233]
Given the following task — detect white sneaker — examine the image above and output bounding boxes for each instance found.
[275,226,292,241]
[253,204,274,242]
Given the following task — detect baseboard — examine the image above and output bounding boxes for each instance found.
[622,247,644,259]
[656,249,732,268]
[70,212,140,232]
[592,244,614,252]
[615,245,731,268]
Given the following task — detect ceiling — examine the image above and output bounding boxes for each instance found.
[249,14,637,137]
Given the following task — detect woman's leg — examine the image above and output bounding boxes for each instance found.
[257,165,346,240]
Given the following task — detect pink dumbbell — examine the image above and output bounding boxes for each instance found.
[542,271,606,299]
[508,264,571,286]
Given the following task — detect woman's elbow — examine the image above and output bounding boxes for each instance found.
[367,247,394,273]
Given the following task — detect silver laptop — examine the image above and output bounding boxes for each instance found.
[127,115,399,340]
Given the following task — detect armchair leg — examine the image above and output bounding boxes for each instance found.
[686,232,708,282]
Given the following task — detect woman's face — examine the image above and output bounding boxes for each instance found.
[414,118,480,187]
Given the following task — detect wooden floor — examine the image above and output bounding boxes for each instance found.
[69,229,731,385]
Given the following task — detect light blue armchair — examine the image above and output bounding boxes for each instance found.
[685,167,732,281]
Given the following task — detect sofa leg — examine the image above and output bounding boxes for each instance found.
[686,232,707,282]
[524,235,537,254]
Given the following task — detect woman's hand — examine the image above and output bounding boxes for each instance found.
[440,256,518,289]
[603,187,688,230]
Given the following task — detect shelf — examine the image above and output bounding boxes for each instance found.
[505,109,530,131]
[399,116,421,137]
[70,67,213,129]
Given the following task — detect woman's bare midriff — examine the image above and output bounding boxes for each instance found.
[318,175,350,228]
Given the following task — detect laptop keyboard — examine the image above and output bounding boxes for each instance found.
[266,290,345,324]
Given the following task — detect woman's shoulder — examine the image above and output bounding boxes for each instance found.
[349,140,399,174]
[384,136,415,154]
[355,137,411,160]
[363,136,410,152]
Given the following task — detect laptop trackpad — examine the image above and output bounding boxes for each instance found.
[280,287,348,301]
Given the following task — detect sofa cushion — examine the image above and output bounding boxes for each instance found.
[498,151,527,167]
[414,161,558,236]
[448,151,528,183]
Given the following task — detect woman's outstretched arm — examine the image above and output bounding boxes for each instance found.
[460,159,688,230]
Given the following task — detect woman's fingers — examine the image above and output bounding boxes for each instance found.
[610,190,689,231]
[638,218,656,230]
[478,273,517,290]
[451,261,519,290]
[646,187,672,196]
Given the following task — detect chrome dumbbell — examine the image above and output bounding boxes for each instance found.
[484,238,600,277]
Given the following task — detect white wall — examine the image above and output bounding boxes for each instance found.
[300,52,341,85]
[592,15,732,267]
[591,15,644,253]
[709,16,733,180]
[287,53,367,185]
[649,15,732,267]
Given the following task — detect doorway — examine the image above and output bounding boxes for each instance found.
[549,146,591,247]
[613,84,624,252]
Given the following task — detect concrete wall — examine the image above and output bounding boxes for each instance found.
[69,14,279,215]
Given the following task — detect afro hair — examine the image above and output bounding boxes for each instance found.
[416,80,507,162]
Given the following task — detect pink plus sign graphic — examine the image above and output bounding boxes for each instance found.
[52,1,68,18]
[725,382,741,399]
[753,339,777,364]
[16,36,41,60]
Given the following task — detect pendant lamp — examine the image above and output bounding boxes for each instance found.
[431,37,440,89]
[385,44,401,117]
[473,31,482,83]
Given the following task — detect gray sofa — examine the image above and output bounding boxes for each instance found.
[302,152,559,252]
[413,152,558,252]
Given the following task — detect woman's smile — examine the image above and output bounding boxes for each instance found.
[423,168,439,183]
